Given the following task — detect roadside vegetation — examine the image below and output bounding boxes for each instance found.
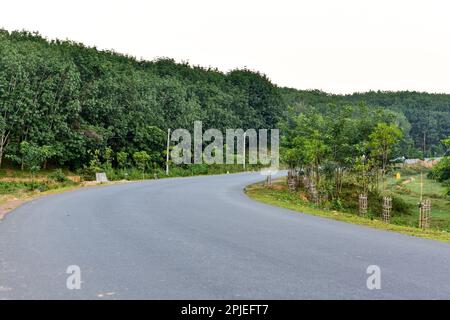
[245,173,450,243]
[0,168,76,204]
[385,168,450,229]
[246,101,450,241]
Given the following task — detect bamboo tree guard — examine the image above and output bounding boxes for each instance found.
[308,179,319,205]
[299,174,318,205]
[359,194,368,216]
[302,176,309,190]
[419,199,431,229]
[287,170,298,191]
[382,196,392,223]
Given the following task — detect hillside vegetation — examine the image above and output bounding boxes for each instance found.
[1,29,450,174]
[280,88,450,156]
[0,29,283,171]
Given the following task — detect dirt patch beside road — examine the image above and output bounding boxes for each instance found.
[0,198,25,220]
[0,180,130,221]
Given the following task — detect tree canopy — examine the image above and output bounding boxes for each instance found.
[0,29,448,172]
[0,30,283,169]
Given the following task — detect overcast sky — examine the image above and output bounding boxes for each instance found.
[1,0,449,94]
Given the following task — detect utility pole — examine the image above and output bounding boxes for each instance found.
[166,128,171,175]
[362,154,366,194]
[243,131,246,170]
[420,131,426,201]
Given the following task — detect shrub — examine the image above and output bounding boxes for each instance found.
[0,181,27,194]
[78,166,96,181]
[330,198,344,210]
[37,182,49,192]
[443,180,450,196]
[116,151,128,169]
[48,169,69,183]
[428,157,450,182]
[133,151,151,179]
[399,166,423,176]
[391,195,412,215]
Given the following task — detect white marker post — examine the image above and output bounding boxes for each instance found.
[166,128,171,175]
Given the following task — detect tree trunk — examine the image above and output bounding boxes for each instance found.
[0,131,9,169]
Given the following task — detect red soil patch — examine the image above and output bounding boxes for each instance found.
[0,199,25,220]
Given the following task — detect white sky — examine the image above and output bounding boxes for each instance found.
[1,0,449,94]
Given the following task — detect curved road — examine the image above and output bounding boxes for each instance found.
[1,172,450,299]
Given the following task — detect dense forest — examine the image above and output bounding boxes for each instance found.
[281,88,450,156]
[0,30,283,171]
[0,29,449,174]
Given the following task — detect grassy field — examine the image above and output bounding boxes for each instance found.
[245,171,450,243]
[385,169,450,230]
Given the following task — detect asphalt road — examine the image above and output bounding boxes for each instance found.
[1,172,450,299]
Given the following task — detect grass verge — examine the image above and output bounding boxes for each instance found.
[245,180,450,243]
[385,172,450,230]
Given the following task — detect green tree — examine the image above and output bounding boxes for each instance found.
[133,151,150,179]
[10,141,53,181]
[103,147,113,169]
[442,136,450,154]
[116,151,128,169]
[367,123,403,188]
[428,136,450,184]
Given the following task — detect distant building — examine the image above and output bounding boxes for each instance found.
[424,157,442,168]
[404,158,421,165]
[390,156,406,164]
[401,157,442,168]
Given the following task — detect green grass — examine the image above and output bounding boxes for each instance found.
[385,170,450,230]
[245,179,450,243]
[0,167,74,180]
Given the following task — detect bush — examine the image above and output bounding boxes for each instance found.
[443,180,450,196]
[37,182,49,192]
[369,190,411,217]
[391,195,412,215]
[48,169,69,183]
[428,157,450,182]
[330,198,344,210]
[77,166,96,181]
[0,180,71,194]
[399,166,423,176]
[24,181,47,192]
[0,181,28,194]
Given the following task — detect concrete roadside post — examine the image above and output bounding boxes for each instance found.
[95,172,108,183]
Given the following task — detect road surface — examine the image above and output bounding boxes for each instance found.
[1,172,450,299]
